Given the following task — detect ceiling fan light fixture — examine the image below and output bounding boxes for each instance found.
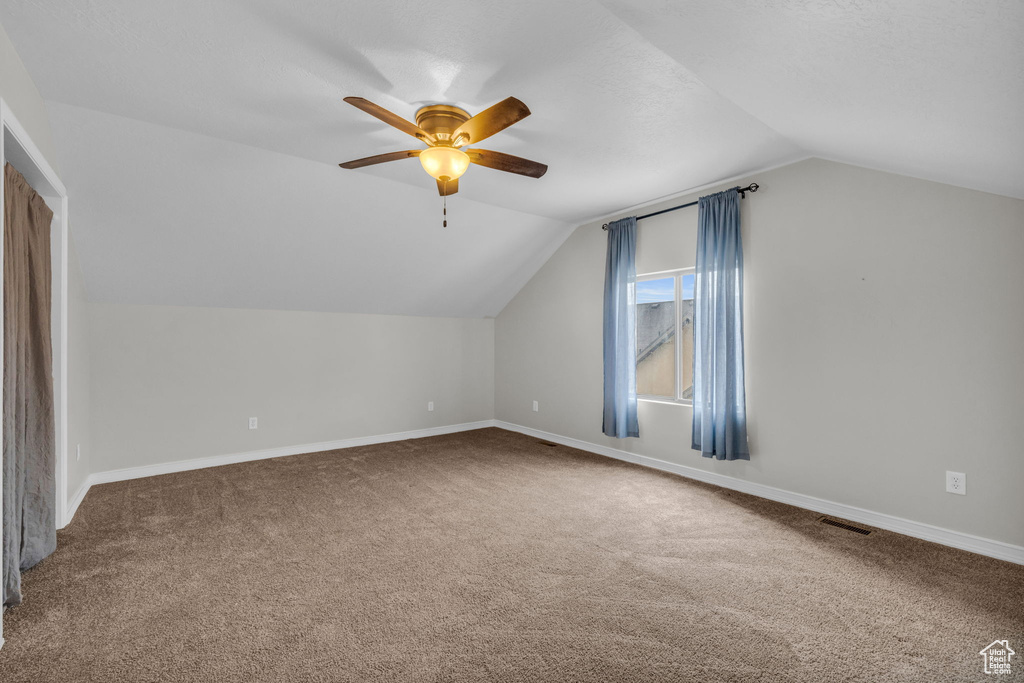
[339,97,546,196]
[419,146,470,181]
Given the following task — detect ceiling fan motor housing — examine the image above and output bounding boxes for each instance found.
[415,105,471,145]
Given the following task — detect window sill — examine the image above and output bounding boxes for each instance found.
[638,397,692,407]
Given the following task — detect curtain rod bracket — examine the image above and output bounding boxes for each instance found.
[602,182,759,229]
[737,182,759,199]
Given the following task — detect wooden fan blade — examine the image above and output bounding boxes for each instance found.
[466,149,547,178]
[343,97,434,142]
[437,178,459,196]
[452,97,531,145]
[339,150,421,169]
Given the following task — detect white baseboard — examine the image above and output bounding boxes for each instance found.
[67,421,496,523]
[493,420,1024,566]
[62,418,1024,566]
[61,478,93,529]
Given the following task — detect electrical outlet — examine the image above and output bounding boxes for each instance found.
[532,400,539,412]
[76,444,81,462]
[946,471,966,495]
[248,417,258,430]
[427,401,434,412]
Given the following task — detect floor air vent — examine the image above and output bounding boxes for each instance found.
[818,517,872,535]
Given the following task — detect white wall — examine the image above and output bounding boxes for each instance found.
[496,157,1024,548]
[88,304,494,473]
[0,21,59,175]
[66,236,92,498]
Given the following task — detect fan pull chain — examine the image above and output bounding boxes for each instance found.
[443,181,448,228]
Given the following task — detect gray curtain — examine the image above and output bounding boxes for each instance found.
[692,188,749,460]
[3,163,56,606]
[602,217,639,438]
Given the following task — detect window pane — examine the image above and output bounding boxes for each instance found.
[681,273,695,400]
[636,278,676,397]
[682,273,695,300]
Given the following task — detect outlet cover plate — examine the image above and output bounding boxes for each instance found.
[248,417,258,430]
[946,471,966,495]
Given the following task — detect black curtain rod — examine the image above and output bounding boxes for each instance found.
[601,183,759,230]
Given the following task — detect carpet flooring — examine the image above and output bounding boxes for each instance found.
[0,427,1021,682]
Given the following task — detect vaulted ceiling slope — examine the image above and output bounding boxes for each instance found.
[46,102,568,318]
[601,0,1024,201]
[2,1,1021,317]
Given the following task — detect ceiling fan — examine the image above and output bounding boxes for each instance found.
[338,96,548,197]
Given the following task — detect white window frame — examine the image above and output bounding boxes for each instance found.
[636,267,694,406]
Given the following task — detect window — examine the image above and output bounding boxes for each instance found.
[636,269,695,404]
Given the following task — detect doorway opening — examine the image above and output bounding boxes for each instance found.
[0,99,70,647]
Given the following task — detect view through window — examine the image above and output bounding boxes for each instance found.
[636,270,695,402]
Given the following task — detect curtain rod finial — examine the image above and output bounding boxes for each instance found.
[737,182,759,199]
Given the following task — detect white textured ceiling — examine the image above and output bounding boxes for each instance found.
[46,102,568,318]
[600,0,1024,201]
[2,0,1021,316]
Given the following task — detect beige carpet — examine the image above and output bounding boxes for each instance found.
[0,428,1021,682]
